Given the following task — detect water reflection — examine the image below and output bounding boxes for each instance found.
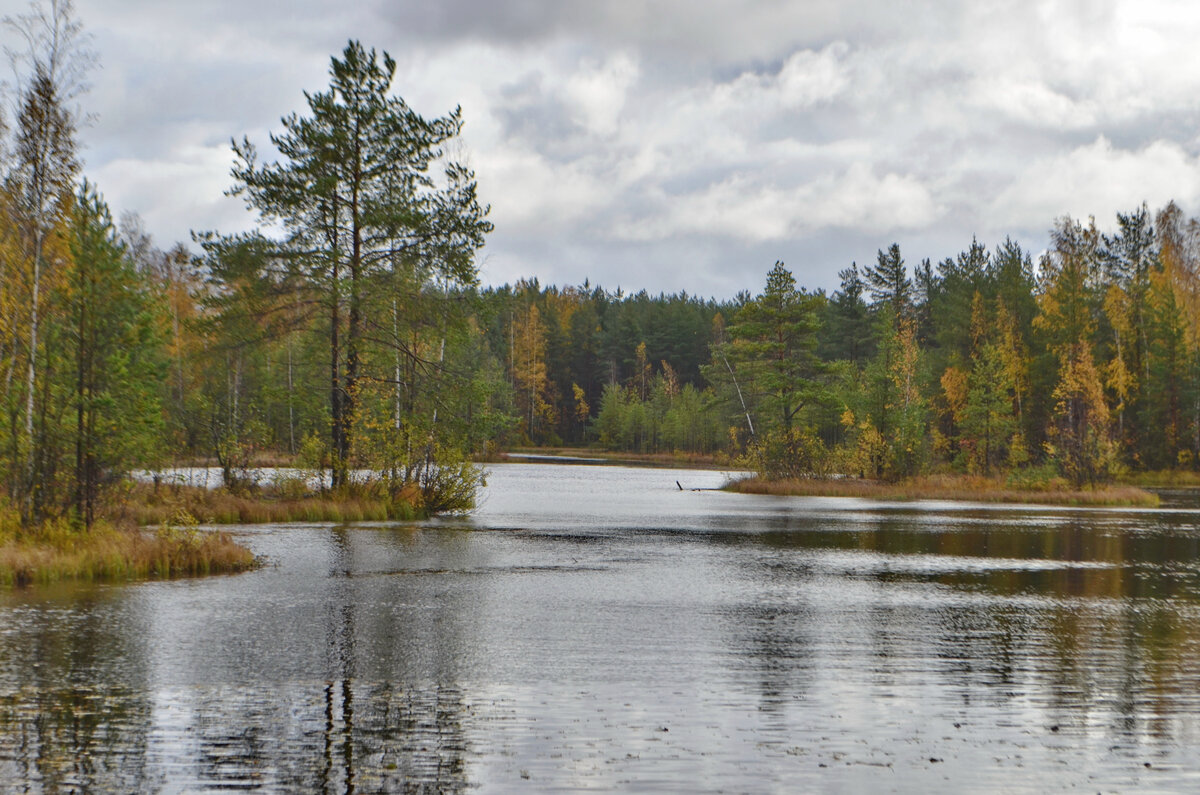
[0,680,476,792]
[2,464,1200,791]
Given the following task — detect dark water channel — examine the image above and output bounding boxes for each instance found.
[5,463,1200,792]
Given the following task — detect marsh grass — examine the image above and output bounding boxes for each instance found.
[0,509,257,587]
[728,474,1161,507]
[1126,470,1200,488]
[112,481,422,527]
[0,478,428,588]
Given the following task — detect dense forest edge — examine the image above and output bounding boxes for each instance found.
[0,5,1190,583]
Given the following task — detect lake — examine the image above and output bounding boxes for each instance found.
[4,462,1200,792]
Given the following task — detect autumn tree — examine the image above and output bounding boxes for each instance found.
[838,305,926,480]
[2,0,93,518]
[960,299,1018,475]
[883,313,927,478]
[1034,217,1115,484]
[1096,205,1156,457]
[510,303,555,443]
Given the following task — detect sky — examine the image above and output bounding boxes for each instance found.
[37,0,1200,298]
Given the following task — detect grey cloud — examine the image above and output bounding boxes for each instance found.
[494,73,585,156]
[382,0,960,64]
[45,1,1200,299]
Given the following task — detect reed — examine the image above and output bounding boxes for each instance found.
[727,475,1161,507]
[2,472,430,588]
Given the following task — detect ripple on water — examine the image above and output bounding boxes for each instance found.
[3,463,1200,791]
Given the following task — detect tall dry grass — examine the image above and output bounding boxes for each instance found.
[0,478,434,587]
[109,482,420,527]
[728,475,1160,507]
[0,509,257,587]
[1126,470,1200,488]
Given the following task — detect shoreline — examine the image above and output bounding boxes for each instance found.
[4,461,1174,588]
[0,520,259,588]
[492,447,729,470]
[0,481,423,588]
[726,475,1161,507]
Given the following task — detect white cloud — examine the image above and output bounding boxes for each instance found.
[478,146,614,230]
[969,77,1098,130]
[91,145,249,244]
[564,53,639,136]
[711,42,851,114]
[991,136,1200,228]
[616,164,938,243]
[807,164,941,231]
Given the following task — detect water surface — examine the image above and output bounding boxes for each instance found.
[4,463,1200,792]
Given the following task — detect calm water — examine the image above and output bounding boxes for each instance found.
[4,464,1200,792]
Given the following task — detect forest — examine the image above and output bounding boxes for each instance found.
[472,205,1200,494]
[4,3,1200,538]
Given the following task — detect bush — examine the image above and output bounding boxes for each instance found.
[744,427,832,480]
[1005,462,1067,491]
[415,458,486,515]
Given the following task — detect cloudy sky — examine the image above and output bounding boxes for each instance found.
[51,0,1200,297]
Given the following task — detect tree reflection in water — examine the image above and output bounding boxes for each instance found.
[0,529,474,792]
[0,678,473,790]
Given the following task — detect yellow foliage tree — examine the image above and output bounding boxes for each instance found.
[1034,217,1116,484]
[510,304,555,442]
[1047,341,1116,485]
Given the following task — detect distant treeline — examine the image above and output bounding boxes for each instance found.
[480,203,1200,487]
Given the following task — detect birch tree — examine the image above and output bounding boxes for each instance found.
[3,0,93,518]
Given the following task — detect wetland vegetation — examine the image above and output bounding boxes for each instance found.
[727,474,1161,507]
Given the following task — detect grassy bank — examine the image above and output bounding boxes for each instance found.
[727,474,1161,507]
[1,479,434,588]
[0,514,257,587]
[114,482,421,526]
[1125,470,1200,488]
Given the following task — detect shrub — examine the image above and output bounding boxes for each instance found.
[744,427,832,480]
[1005,462,1067,491]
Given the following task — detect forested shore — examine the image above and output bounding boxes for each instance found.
[475,204,1192,502]
[0,3,1193,583]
